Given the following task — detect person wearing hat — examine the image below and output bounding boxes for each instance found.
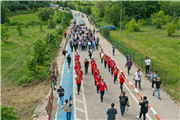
[137,96,148,120]
[103,54,108,69]
[97,79,108,102]
[91,61,97,76]
[99,50,104,64]
[150,71,159,91]
[93,67,100,85]
[75,72,83,95]
[113,66,119,84]
[90,58,95,65]
[107,57,111,73]
[119,72,126,93]
[74,62,82,72]
[95,74,102,93]
[110,60,116,76]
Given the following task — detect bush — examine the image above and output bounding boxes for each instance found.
[44,33,56,47]
[1,24,10,43]
[40,22,43,31]
[48,20,56,29]
[177,17,180,28]
[36,7,49,21]
[1,105,18,120]
[24,22,29,28]
[16,23,23,35]
[166,22,176,36]
[101,27,110,36]
[126,18,141,32]
[56,27,63,35]
[32,7,36,13]
[56,13,63,24]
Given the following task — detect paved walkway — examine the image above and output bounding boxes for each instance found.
[71,10,180,120]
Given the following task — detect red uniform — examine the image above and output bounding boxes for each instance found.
[103,55,108,62]
[75,75,82,84]
[93,69,100,77]
[113,69,119,76]
[90,59,95,64]
[75,57,80,61]
[75,61,81,66]
[107,58,111,65]
[97,82,108,91]
[91,63,97,71]
[95,75,102,83]
[74,64,82,71]
[77,70,84,76]
[99,52,104,58]
[110,62,116,69]
[75,54,80,58]
[119,74,126,83]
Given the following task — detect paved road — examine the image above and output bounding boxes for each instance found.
[71,10,180,120]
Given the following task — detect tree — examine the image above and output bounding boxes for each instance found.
[96,2,105,17]
[151,10,169,28]
[33,39,46,64]
[177,17,180,28]
[36,7,50,21]
[44,33,56,48]
[55,6,59,12]
[56,12,63,23]
[1,105,18,120]
[126,18,141,32]
[16,23,23,35]
[1,2,10,24]
[47,20,56,29]
[143,1,160,18]
[1,25,10,43]
[166,22,176,36]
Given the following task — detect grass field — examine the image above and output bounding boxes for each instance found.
[10,14,40,23]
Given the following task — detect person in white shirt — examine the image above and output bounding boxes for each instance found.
[88,41,91,51]
[133,69,142,90]
[145,57,151,74]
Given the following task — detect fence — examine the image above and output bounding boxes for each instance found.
[90,17,168,84]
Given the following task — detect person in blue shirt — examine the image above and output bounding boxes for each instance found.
[126,53,131,61]
[150,71,159,91]
[57,86,65,108]
[51,72,57,90]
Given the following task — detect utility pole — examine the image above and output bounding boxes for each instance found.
[119,1,122,48]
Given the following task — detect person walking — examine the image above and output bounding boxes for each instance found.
[89,48,93,59]
[133,69,142,90]
[112,44,115,56]
[113,66,119,84]
[70,41,74,52]
[136,96,148,120]
[84,59,89,75]
[106,103,117,120]
[150,71,159,91]
[51,71,57,90]
[97,79,108,103]
[110,60,116,76]
[125,58,132,76]
[126,53,131,61]
[153,78,162,100]
[107,57,111,73]
[64,32,67,39]
[145,57,151,74]
[64,98,73,120]
[99,50,104,64]
[95,74,101,94]
[75,73,82,95]
[95,40,99,50]
[103,54,108,69]
[93,67,100,85]
[57,86,65,108]
[119,91,129,117]
[119,72,125,93]
[88,40,91,51]
[91,61,97,76]
[66,54,71,68]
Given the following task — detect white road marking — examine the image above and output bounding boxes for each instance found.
[68,70,69,73]
[76,107,86,113]
[75,99,84,103]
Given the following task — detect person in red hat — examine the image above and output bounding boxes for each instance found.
[90,58,95,65]
[99,50,104,64]
[75,73,83,95]
[77,69,84,79]
[113,66,119,84]
[103,54,108,69]
[93,67,100,85]
[119,72,126,93]
[97,79,108,102]
[95,74,101,93]
[75,56,80,62]
[74,62,82,72]
[91,61,97,76]
[75,52,80,59]
[107,56,111,73]
[110,60,116,76]
[75,61,81,66]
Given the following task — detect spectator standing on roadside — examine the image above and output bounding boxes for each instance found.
[119,72,125,93]
[137,96,148,120]
[119,91,129,117]
[57,86,65,108]
[64,98,73,120]
[62,49,68,58]
[126,53,131,61]
[106,103,117,120]
[51,71,57,90]
[84,59,89,75]
[145,57,151,74]
[133,69,142,90]
[112,44,116,56]
[150,71,159,91]
[99,50,104,64]
[153,78,162,100]
[125,58,132,76]
[64,32,67,39]
[66,54,71,68]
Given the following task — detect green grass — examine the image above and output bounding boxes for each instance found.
[8,10,33,18]
[11,14,40,23]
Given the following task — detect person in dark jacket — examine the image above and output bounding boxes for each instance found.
[66,54,71,68]
[126,53,131,61]
[106,103,117,120]
[70,41,74,52]
[137,96,149,120]
[125,58,132,76]
[62,49,68,57]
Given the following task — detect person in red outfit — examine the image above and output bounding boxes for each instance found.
[113,66,119,84]
[75,74,82,95]
[93,68,100,85]
[75,57,80,62]
[97,79,108,102]
[90,58,95,65]
[74,63,82,72]
[77,70,84,79]
[119,72,126,93]
[99,50,104,64]
[91,62,97,76]
[64,32,67,39]
[95,74,101,93]
[103,54,108,69]
[75,52,80,58]
[110,60,116,76]
[75,61,81,66]
[107,57,111,73]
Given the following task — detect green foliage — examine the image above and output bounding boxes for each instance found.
[126,18,141,32]
[16,23,23,35]
[56,27,63,35]
[82,6,92,15]
[44,33,56,48]
[55,6,59,12]
[96,2,105,18]
[40,21,43,31]
[56,12,63,23]
[77,1,81,5]
[33,39,46,64]
[1,24,10,42]
[166,22,176,36]
[36,7,50,21]
[1,105,18,120]
[1,2,10,24]
[48,20,56,29]
[61,12,72,28]
[27,57,37,76]
[101,27,110,36]
[177,17,180,28]
[139,19,147,25]
[151,10,169,28]
[32,7,36,13]
[24,22,29,28]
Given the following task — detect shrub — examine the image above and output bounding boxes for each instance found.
[166,22,176,36]
[56,27,63,35]
[126,18,141,32]
[1,105,18,120]
[177,17,180,28]
[101,27,110,36]
[44,33,56,48]
[16,23,23,35]
[36,7,49,21]
[40,22,43,31]
[48,20,56,29]
[1,24,10,43]
[24,22,29,28]
[56,13,62,24]
[32,7,36,13]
